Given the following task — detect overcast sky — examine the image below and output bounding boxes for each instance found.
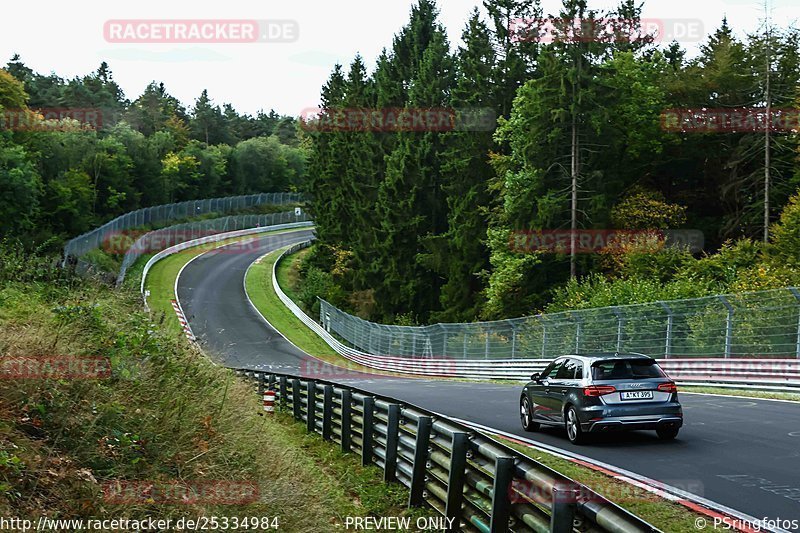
[2,0,797,116]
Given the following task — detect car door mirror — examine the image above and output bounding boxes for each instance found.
[531,372,541,382]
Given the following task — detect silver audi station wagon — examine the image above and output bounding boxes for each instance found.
[520,353,683,444]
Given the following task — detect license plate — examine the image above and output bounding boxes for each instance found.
[620,390,654,401]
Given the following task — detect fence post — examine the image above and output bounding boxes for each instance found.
[790,288,800,359]
[445,432,469,531]
[361,396,375,466]
[291,379,302,420]
[613,307,624,352]
[408,416,432,507]
[550,484,579,533]
[660,301,673,359]
[340,389,352,452]
[718,296,734,359]
[384,404,400,482]
[279,376,288,407]
[510,323,517,359]
[540,316,547,358]
[322,385,333,441]
[306,381,316,432]
[573,314,582,354]
[484,330,490,359]
[489,456,515,533]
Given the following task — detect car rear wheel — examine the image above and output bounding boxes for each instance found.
[565,406,586,444]
[656,427,680,440]
[520,397,539,431]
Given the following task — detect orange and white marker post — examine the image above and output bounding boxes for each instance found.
[263,390,276,414]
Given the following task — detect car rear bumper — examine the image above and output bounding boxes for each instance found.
[579,403,683,432]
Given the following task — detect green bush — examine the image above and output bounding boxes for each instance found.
[769,190,800,267]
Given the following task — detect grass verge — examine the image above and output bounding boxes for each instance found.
[494,436,705,533]
[680,385,800,402]
[245,247,343,361]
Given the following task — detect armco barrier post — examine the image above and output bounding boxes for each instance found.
[322,385,333,441]
[384,404,400,482]
[279,376,288,407]
[361,396,375,466]
[409,416,432,507]
[257,373,265,396]
[306,381,316,432]
[445,432,469,531]
[292,379,302,420]
[489,456,515,533]
[341,389,352,452]
[550,484,579,533]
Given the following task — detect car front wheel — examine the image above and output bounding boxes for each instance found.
[565,406,586,444]
[520,396,539,432]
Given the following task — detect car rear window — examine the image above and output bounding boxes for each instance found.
[591,359,665,380]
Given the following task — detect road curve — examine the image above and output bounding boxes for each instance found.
[177,229,800,527]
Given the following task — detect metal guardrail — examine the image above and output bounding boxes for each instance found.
[63,192,303,267]
[138,221,314,310]
[117,210,312,285]
[235,368,659,533]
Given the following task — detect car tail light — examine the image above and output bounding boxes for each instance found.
[584,385,616,397]
[658,382,678,393]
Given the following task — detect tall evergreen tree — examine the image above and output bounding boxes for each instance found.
[372,10,454,320]
[427,10,497,321]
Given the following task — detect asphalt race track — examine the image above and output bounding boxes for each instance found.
[176,229,800,527]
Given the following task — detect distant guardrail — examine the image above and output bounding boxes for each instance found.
[235,368,658,533]
[138,221,314,310]
[118,211,311,285]
[63,192,303,269]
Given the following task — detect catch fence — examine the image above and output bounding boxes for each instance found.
[320,289,800,360]
[63,192,303,265]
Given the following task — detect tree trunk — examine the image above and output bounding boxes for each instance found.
[763,11,772,243]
